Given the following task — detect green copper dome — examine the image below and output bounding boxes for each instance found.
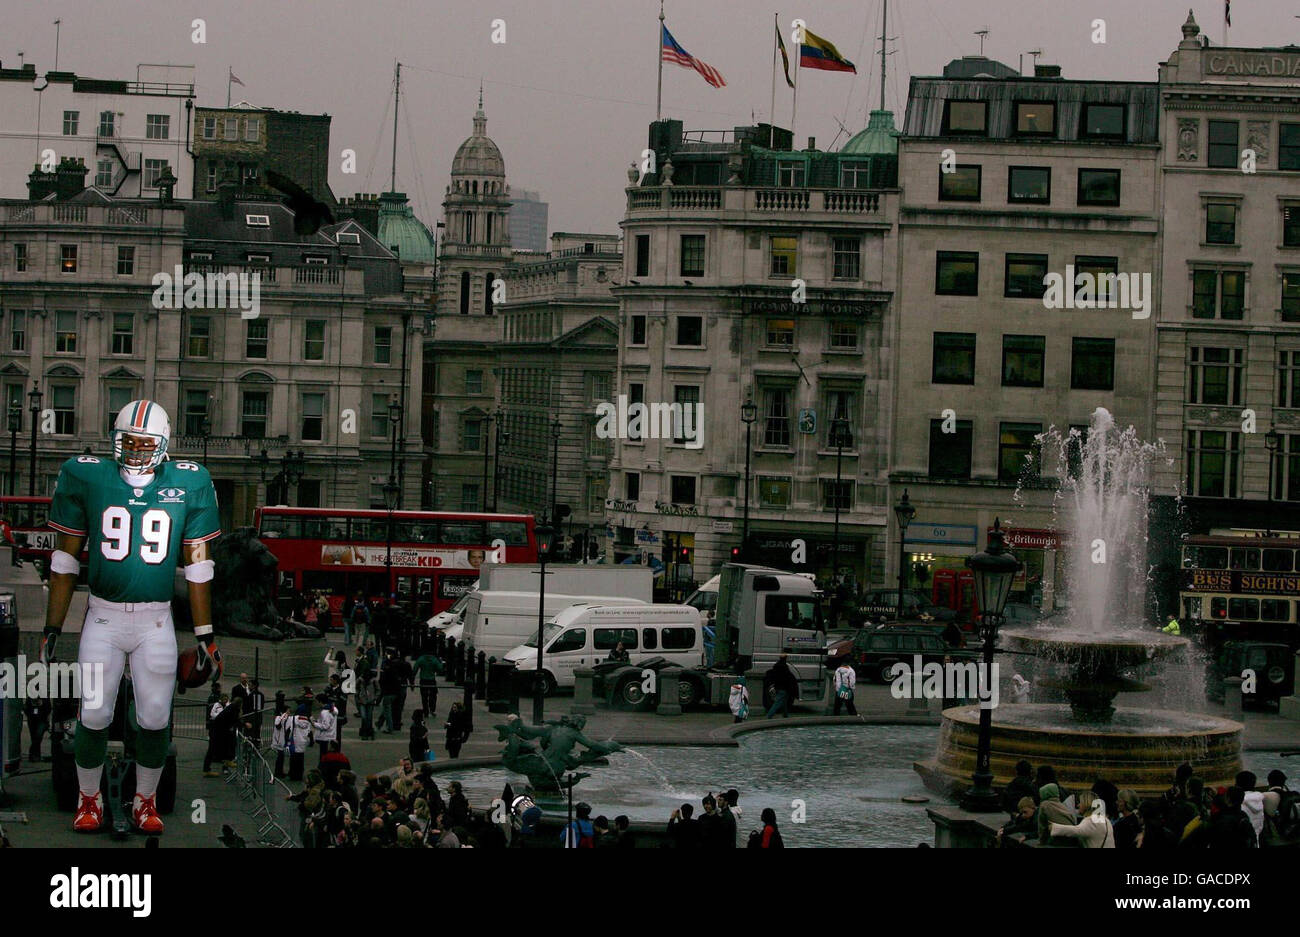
[841,109,899,156]
[377,191,437,264]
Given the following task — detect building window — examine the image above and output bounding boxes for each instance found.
[10,311,25,352]
[1014,101,1055,136]
[1077,168,1120,206]
[52,386,76,435]
[635,234,650,277]
[999,423,1042,482]
[143,159,169,189]
[629,315,646,345]
[939,165,981,201]
[55,311,78,353]
[832,236,860,279]
[374,326,392,364]
[1071,338,1115,390]
[840,161,873,189]
[96,158,114,189]
[1282,274,1300,322]
[1004,253,1048,299]
[625,472,640,501]
[829,321,859,350]
[1281,124,1300,171]
[1002,335,1045,387]
[942,100,987,135]
[762,388,792,447]
[206,160,218,193]
[116,246,135,275]
[465,370,483,395]
[298,479,321,507]
[1207,120,1239,169]
[821,479,853,511]
[672,385,700,444]
[14,243,27,272]
[824,390,854,448]
[932,333,976,384]
[182,390,209,436]
[1275,434,1300,501]
[302,393,324,442]
[303,321,325,360]
[459,271,471,315]
[1281,351,1300,408]
[223,117,239,141]
[246,320,268,359]
[99,111,115,136]
[680,235,705,277]
[187,317,211,357]
[240,392,267,438]
[1007,166,1050,204]
[111,313,134,355]
[757,476,790,508]
[935,251,978,295]
[929,419,973,479]
[1081,104,1125,139]
[245,118,261,142]
[1192,269,1245,320]
[371,394,391,438]
[61,244,78,273]
[1188,347,1244,405]
[63,111,79,135]
[1284,206,1300,248]
[202,117,217,139]
[146,114,170,140]
[765,319,795,347]
[108,386,135,434]
[669,475,696,505]
[627,384,644,441]
[459,484,480,511]
[675,316,703,346]
[1187,430,1240,497]
[776,161,806,186]
[1075,255,1119,304]
[770,236,797,276]
[1206,203,1237,245]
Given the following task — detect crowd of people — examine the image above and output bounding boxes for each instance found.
[665,788,784,848]
[995,760,1299,848]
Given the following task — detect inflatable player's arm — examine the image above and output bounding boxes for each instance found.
[44,532,86,650]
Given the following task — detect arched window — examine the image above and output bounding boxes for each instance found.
[460,271,471,315]
[472,180,478,195]
[485,272,496,316]
[486,212,494,244]
[463,211,475,243]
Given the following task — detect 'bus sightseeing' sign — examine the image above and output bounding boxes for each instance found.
[1182,569,1300,595]
[321,545,485,569]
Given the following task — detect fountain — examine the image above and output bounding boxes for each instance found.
[917,408,1243,797]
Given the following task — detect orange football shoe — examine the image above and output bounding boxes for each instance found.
[73,791,104,832]
[132,793,165,835]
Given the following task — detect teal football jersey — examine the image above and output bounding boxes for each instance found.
[48,456,221,602]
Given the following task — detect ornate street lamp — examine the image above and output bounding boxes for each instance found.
[1265,428,1281,536]
[740,397,758,560]
[831,416,852,592]
[388,397,402,509]
[7,400,21,497]
[893,489,916,620]
[384,475,401,599]
[27,383,42,497]
[532,518,558,724]
[480,412,494,512]
[200,414,212,465]
[960,518,1023,812]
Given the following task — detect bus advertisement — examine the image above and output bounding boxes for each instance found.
[1178,535,1300,649]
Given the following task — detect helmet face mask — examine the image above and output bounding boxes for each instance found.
[111,400,171,474]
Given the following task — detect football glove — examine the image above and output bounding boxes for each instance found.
[40,626,60,665]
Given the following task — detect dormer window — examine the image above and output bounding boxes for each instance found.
[337,232,361,244]
[245,214,270,227]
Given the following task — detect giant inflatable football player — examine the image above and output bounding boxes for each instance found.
[43,400,221,834]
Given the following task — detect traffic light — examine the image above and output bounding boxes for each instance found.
[680,547,689,560]
[730,546,741,559]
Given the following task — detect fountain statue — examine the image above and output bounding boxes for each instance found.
[495,714,623,792]
[918,408,1243,797]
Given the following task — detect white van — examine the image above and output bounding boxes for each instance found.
[458,591,647,660]
[684,574,720,620]
[504,604,703,693]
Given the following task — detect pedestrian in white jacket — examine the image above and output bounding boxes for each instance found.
[1049,793,1115,847]
[728,679,749,723]
[288,707,313,782]
[312,700,337,767]
[271,709,293,779]
[833,662,857,716]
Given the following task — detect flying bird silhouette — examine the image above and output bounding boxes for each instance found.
[264,170,334,236]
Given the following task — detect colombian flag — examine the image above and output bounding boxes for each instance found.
[799,28,856,73]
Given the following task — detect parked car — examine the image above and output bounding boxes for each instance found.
[851,625,979,683]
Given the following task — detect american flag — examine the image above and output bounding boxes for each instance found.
[661,24,725,89]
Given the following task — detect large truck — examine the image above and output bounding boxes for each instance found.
[427,564,654,632]
[596,563,830,710]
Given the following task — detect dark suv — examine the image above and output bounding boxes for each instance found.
[852,626,977,683]
[858,590,957,624]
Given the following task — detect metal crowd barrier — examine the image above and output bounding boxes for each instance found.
[170,697,211,741]
[224,731,297,847]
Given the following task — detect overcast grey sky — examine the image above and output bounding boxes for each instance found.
[7,1,1292,233]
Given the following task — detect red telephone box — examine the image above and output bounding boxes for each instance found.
[932,568,979,628]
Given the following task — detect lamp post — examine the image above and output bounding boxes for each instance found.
[481,412,493,512]
[740,397,757,560]
[532,518,557,724]
[383,475,400,599]
[549,417,561,521]
[388,397,402,509]
[492,416,509,512]
[1265,428,1281,537]
[27,383,42,498]
[831,417,851,587]
[960,518,1023,812]
[200,415,211,465]
[893,490,916,620]
[7,401,20,496]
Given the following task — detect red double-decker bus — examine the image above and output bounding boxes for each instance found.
[0,495,55,568]
[253,506,538,625]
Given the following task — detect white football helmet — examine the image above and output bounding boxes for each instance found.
[111,399,171,473]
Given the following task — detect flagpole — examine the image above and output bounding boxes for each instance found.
[791,26,800,144]
[770,13,778,146]
[227,67,232,108]
[656,0,665,121]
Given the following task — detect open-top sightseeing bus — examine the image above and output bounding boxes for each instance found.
[1178,534,1300,649]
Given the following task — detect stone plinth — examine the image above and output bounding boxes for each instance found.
[572,668,596,714]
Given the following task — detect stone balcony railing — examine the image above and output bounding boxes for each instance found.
[626,185,885,218]
[2,202,178,229]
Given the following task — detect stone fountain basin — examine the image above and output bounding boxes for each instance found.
[1001,627,1189,669]
[917,704,1243,798]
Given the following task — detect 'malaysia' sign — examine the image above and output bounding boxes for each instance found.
[1207,51,1300,78]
